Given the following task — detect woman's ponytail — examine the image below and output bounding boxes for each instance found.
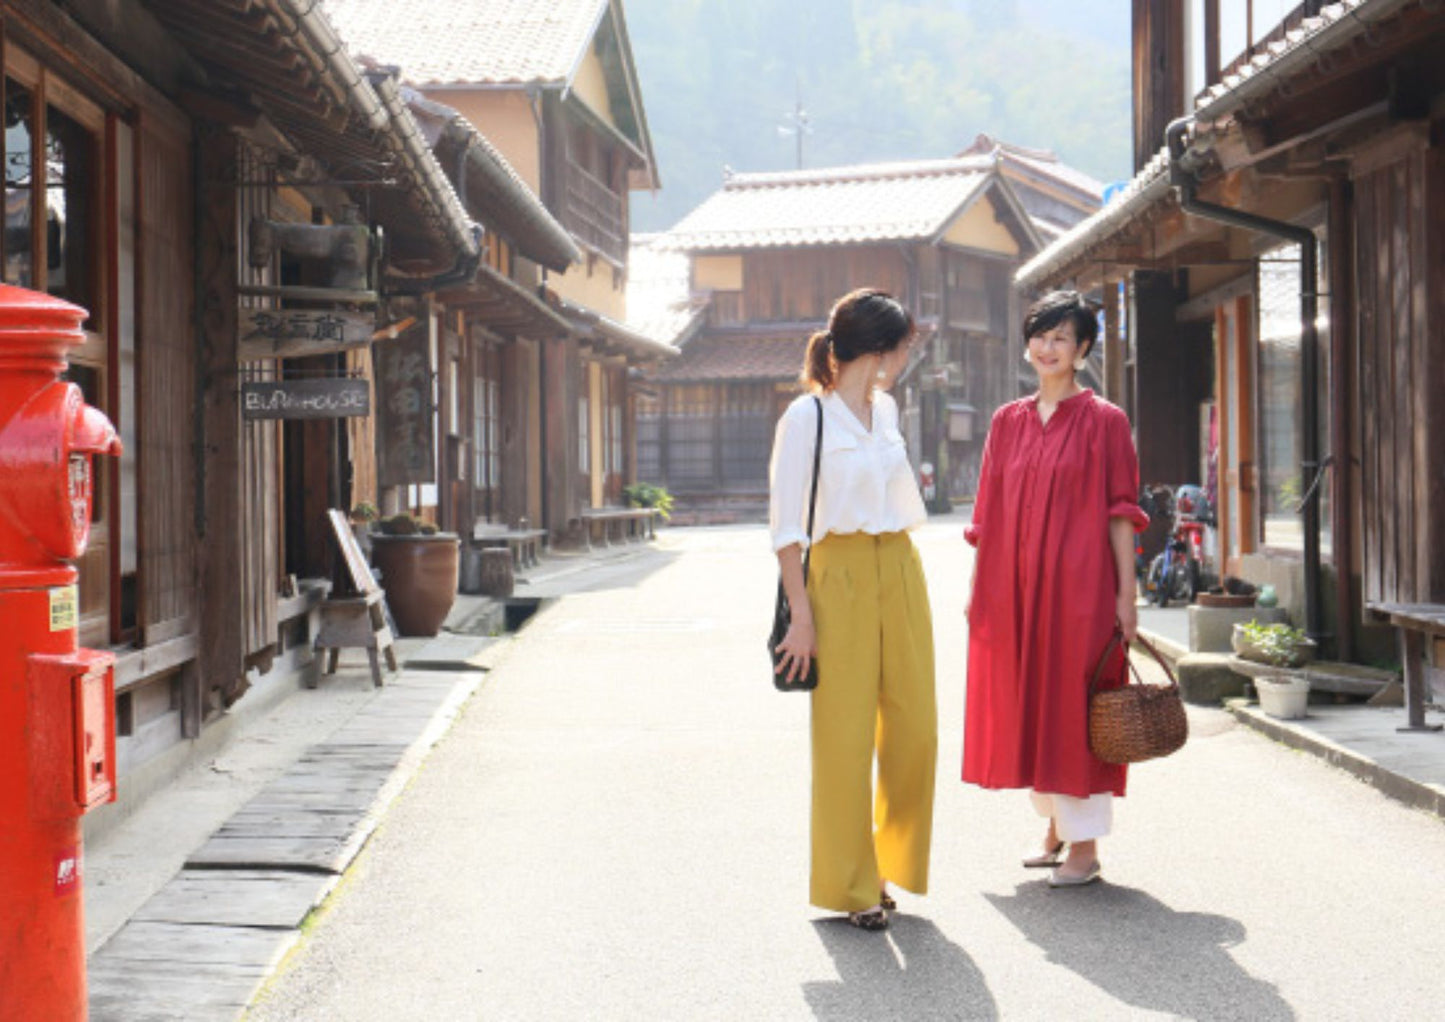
[801,330,834,392]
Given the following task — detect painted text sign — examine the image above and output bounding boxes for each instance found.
[238,308,373,361]
[241,379,372,420]
[374,331,435,486]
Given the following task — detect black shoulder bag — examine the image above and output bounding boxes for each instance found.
[769,396,823,691]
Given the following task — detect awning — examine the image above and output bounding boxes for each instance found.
[139,0,477,274]
[1014,148,1174,293]
[437,263,573,340]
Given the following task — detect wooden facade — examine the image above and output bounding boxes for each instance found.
[648,158,1089,514]
[0,0,633,813]
[1017,1,1445,684]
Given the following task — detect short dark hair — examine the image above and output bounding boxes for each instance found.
[1022,290,1098,357]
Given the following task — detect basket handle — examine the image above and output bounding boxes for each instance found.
[1089,628,1180,697]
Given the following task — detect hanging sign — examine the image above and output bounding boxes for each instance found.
[238,308,374,361]
[374,329,434,487]
[241,379,372,420]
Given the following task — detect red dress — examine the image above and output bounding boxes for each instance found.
[962,389,1148,798]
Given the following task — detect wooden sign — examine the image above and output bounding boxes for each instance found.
[325,509,380,595]
[238,308,374,361]
[241,379,371,420]
[374,329,435,487]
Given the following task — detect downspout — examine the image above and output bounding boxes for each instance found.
[1166,116,1325,645]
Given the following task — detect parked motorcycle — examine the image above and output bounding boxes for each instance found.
[1145,483,1214,607]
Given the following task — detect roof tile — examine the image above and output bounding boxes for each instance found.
[657,159,993,252]
[649,336,807,383]
[323,0,606,87]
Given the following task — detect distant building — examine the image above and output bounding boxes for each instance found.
[646,146,1100,518]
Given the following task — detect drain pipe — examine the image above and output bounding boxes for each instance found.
[1166,116,1325,645]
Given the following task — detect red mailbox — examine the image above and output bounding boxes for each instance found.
[0,284,121,1019]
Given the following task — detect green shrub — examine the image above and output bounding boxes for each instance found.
[623,483,674,520]
[1238,619,1310,667]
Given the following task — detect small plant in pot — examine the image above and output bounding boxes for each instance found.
[1232,619,1314,719]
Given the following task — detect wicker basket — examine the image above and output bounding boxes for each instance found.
[1088,632,1189,765]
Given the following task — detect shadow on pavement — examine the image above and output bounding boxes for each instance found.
[804,914,998,1020]
[986,881,1293,1021]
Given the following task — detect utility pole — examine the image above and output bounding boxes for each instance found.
[777,77,811,169]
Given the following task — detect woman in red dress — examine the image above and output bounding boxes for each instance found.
[962,290,1148,887]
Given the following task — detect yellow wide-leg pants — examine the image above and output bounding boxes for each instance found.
[807,531,937,912]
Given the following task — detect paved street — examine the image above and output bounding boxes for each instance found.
[246,519,1445,1021]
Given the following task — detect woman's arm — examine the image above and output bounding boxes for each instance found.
[1110,517,1138,641]
[774,543,816,683]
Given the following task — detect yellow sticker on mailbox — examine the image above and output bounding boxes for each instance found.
[49,585,78,632]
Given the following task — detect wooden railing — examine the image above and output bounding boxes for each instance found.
[563,160,626,264]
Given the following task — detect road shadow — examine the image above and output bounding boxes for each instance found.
[804,913,998,1021]
[986,881,1293,1021]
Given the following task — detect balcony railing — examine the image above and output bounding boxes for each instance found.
[563,160,626,265]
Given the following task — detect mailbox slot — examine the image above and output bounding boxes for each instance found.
[28,650,116,818]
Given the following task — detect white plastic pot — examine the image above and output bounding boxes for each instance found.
[1255,675,1310,720]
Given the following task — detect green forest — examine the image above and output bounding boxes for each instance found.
[626,0,1132,231]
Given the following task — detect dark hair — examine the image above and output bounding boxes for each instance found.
[802,288,915,392]
[1022,290,1098,358]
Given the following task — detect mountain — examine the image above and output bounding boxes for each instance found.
[625,0,1132,232]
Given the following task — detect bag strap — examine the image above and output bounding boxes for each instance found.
[801,395,823,582]
[1089,628,1181,696]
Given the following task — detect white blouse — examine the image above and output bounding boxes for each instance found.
[768,390,928,551]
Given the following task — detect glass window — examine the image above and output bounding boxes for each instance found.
[666,384,716,487]
[45,103,97,310]
[635,392,661,482]
[4,79,35,288]
[578,393,590,472]
[1257,240,1331,554]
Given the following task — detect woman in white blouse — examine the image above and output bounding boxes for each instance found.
[770,288,936,932]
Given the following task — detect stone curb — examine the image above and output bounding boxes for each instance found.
[1225,699,1445,822]
[87,656,492,1022]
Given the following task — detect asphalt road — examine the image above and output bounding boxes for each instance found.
[246,518,1445,1021]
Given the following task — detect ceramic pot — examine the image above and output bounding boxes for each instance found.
[370,533,460,637]
[1255,674,1310,720]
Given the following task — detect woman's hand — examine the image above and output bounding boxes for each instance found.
[1116,592,1139,643]
[774,612,817,684]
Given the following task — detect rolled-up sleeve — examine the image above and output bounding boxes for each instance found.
[1106,408,1150,532]
[769,401,813,551]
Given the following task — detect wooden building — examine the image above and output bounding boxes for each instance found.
[324,0,673,543]
[0,0,633,824]
[1016,1,1445,716]
[646,152,1092,515]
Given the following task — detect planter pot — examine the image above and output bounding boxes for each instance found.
[1255,674,1310,720]
[1231,624,1318,667]
[1197,592,1255,609]
[370,533,460,637]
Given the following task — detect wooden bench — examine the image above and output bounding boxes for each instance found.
[472,523,549,570]
[315,510,399,688]
[1367,602,1445,733]
[578,507,659,547]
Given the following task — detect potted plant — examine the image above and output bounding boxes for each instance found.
[1232,619,1314,719]
[369,513,460,637]
[622,482,674,520]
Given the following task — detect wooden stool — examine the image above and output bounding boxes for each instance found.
[313,589,398,688]
[478,547,515,598]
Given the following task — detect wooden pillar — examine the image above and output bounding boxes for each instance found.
[1103,275,1126,405]
[1327,176,1356,660]
[195,125,247,709]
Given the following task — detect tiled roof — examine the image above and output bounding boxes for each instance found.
[1194,0,1412,123]
[1014,147,1174,292]
[649,335,808,383]
[960,135,1104,201]
[322,0,607,87]
[657,158,995,252]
